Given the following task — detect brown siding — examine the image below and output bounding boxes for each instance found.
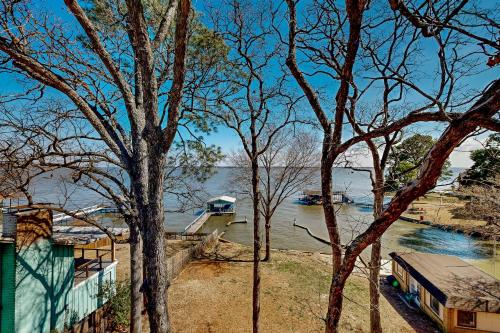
[449,309,500,333]
[421,288,447,332]
[391,258,500,333]
[392,260,408,292]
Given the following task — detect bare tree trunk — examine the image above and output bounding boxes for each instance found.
[369,238,382,333]
[140,148,170,333]
[251,157,261,333]
[369,154,385,333]
[322,158,342,271]
[325,276,347,333]
[142,219,168,332]
[263,215,271,262]
[322,146,344,332]
[129,223,143,333]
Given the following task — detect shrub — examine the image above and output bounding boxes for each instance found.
[99,281,131,332]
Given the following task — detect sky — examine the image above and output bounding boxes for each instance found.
[1,0,498,169]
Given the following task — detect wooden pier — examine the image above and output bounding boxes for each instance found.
[53,204,118,224]
[184,211,212,235]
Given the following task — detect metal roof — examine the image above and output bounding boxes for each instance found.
[0,225,128,245]
[303,190,322,196]
[390,251,500,313]
[0,192,24,200]
[207,195,236,203]
[52,226,128,245]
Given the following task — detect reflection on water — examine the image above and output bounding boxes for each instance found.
[398,227,493,259]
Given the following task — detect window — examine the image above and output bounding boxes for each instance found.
[430,294,440,315]
[395,262,404,276]
[457,310,476,328]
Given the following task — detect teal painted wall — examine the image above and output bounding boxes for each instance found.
[69,262,116,326]
[51,245,74,332]
[0,243,15,333]
[15,241,76,333]
[15,238,53,333]
[3,240,115,332]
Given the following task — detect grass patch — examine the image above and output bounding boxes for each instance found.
[272,257,330,294]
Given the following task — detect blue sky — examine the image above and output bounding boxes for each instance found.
[2,0,498,168]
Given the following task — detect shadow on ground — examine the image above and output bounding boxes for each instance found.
[380,280,441,333]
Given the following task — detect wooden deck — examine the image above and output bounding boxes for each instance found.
[184,211,212,235]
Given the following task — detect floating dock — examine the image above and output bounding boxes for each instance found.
[53,204,118,224]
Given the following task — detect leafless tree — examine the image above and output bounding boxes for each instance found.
[201,1,302,330]
[284,0,499,332]
[456,176,500,233]
[231,130,319,261]
[0,0,216,331]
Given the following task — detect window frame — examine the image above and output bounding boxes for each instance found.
[429,294,440,316]
[395,262,404,277]
[457,310,477,328]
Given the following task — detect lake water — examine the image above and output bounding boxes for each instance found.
[25,167,500,278]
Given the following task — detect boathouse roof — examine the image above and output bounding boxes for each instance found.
[303,190,322,196]
[390,252,500,313]
[207,195,236,203]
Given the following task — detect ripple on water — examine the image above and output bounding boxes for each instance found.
[398,227,493,259]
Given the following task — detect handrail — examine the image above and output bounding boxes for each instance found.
[74,248,112,277]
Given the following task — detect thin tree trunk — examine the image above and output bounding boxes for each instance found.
[325,276,347,333]
[369,189,384,333]
[130,223,143,333]
[369,238,382,333]
[263,215,271,262]
[369,148,385,333]
[322,145,344,332]
[251,157,261,333]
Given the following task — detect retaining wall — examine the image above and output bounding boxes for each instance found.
[165,229,219,282]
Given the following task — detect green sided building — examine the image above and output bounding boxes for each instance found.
[0,208,126,333]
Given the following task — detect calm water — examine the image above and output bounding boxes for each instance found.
[27,167,500,278]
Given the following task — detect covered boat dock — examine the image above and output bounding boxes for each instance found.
[206,195,236,215]
[298,190,353,205]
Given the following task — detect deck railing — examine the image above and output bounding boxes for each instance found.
[74,248,113,278]
[165,232,211,241]
[68,261,117,327]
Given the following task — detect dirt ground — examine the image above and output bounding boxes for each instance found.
[402,192,485,228]
[114,240,436,332]
[113,240,198,282]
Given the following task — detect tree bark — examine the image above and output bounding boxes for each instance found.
[263,215,271,262]
[322,143,344,332]
[368,143,385,333]
[369,238,382,333]
[139,147,170,333]
[251,157,261,333]
[142,218,169,332]
[325,276,348,333]
[129,223,143,333]
[369,185,384,333]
